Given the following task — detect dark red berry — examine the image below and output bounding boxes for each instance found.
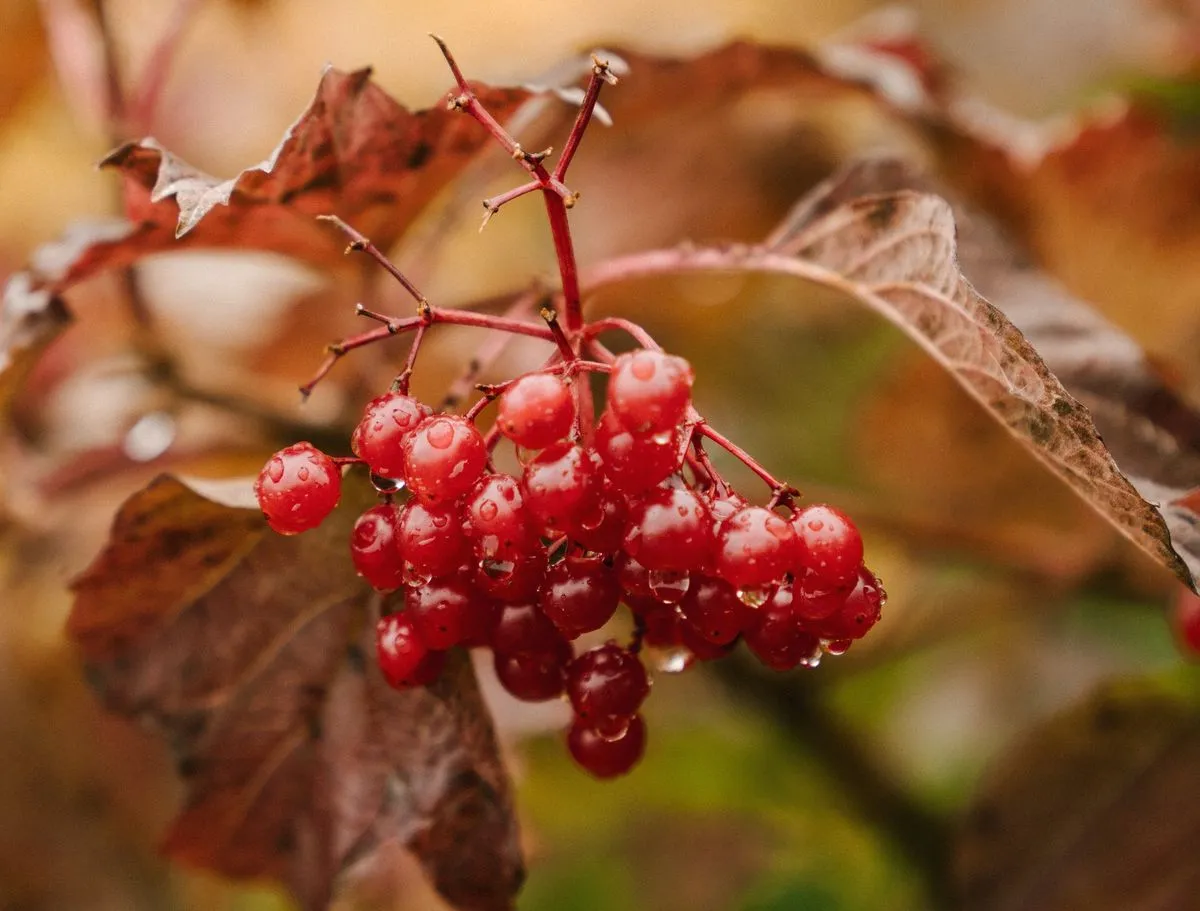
[402,414,488,504]
[539,555,620,639]
[405,575,485,650]
[678,621,737,662]
[566,642,650,726]
[351,392,430,479]
[791,504,864,589]
[714,506,797,589]
[521,442,600,532]
[490,601,564,655]
[349,504,405,591]
[743,582,820,671]
[680,575,747,645]
[397,499,468,581]
[567,713,646,779]
[496,372,576,449]
[473,549,547,603]
[376,613,444,688]
[624,485,713,572]
[567,475,628,554]
[807,566,884,641]
[607,349,694,435]
[592,408,681,494]
[493,640,573,702]
[255,442,342,535]
[463,473,537,561]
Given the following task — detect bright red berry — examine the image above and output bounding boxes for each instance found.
[254,442,342,535]
[680,575,747,645]
[714,506,796,589]
[463,473,538,561]
[493,640,573,702]
[376,613,444,688]
[791,504,864,590]
[397,499,468,581]
[539,555,620,639]
[624,485,713,572]
[592,408,681,494]
[607,349,694,435]
[405,575,488,650]
[473,549,547,603]
[567,713,646,779]
[566,476,629,554]
[743,581,820,671]
[496,372,576,449]
[402,415,488,504]
[521,442,600,532]
[566,643,650,730]
[351,392,430,479]
[349,504,405,591]
[807,567,884,642]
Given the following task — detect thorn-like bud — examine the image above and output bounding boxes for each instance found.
[562,192,579,209]
[539,304,559,324]
[592,55,619,85]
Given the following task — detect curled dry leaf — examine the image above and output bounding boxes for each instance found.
[67,475,521,911]
[954,683,1200,910]
[0,273,72,421]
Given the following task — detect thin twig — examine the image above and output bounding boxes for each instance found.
[318,215,429,307]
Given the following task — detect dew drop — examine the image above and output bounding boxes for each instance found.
[652,429,674,445]
[631,353,657,381]
[736,585,771,608]
[578,503,606,531]
[655,648,691,674]
[267,456,285,483]
[426,418,455,450]
[431,512,450,529]
[807,518,825,532]
[372,420,384,433]
[767,517,791,540]
[648,569,690,604]
[478,499,499,521]
[595,717,631,742]
[479,557,516,582]
[822,638,852,656]
[298,466,313,482]
[402,565,432,587]
[370,472,404,493]
[801,652,823,669]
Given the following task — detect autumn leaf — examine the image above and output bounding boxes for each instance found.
[954,682,1200,910]
[0,271,72,422]
[67,475,522,911]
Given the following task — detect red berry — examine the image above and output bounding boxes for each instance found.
[678,620,736,662]
[473,549,547,603]
[791,504,864,589]
[349,504,406,591]
[566,643,650,728]
[624,485,713,572]
[496,372,576,449]
[405,575,487,650]
[521,442,600,532]
[743,582,819,671]
[539,555,620,639]
[567,713,646,779]
[714,506,796,589]
[592,408,681,494]
[396,499,468,581]
[376,613,444,688]
[807,567,884,641]
[463,473,537,562]
[351,392,430,479]
[607,349,694,435]
[1174,589,1200,657]
[680,575,747,645]
[255,442,342,534]
[490,601,564,655]
[402,415,488,504]
[566,476,628,554]
[493,641,572,701]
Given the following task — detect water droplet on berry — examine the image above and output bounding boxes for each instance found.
[370,472,404,493]
[402,564,432,587]
[801,652,823,668]
[807,518,825,532]
[651,429,673,445]
[655,648,691,674]
[479,557,516,581]
[594,717,632,742]
[431,512,450,529]
[736,585,772,608]
[478,499,499,521]
[426,418,455,450]
[648,569,689,604]
[297,466,310,482]
[631,353,657,381]
[267,456,285,483]
[822,638,852,656]
[578,503,606,531]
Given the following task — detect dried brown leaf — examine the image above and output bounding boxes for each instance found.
[955,683,1200,910]
[0,272,72,420]
[67,475,521,911]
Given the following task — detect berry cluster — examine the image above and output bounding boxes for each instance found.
[255,349,884,778]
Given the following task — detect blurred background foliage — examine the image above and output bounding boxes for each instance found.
[3,0,1200,909]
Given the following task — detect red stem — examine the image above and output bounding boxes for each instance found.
[554,56,616,181]
[694,420,797,499]
[584,316,662,351]
[318,215,428,306]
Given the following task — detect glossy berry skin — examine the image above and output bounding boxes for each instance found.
[255,442,342,535]
[567,713,646,779]
[607,349,694,435]
[522,442,600,532]
[680,575,747,645]
[351,392,430,479]
[539,555,620,639]
[715,506,797,589]
[791,504,864,590]
[491,601,564,655]
[397,499,468,581]
[496,372,576,449]
[463,473,537,561]
[376,613,444,688]
[624,486,713,572]
[404,576,486,650]
[592,408,680,494]
[566,476,629,554]
[493,640,573,702]
[349,504,406,591]
[807,567,884,641]
[402,415,488,504]
[567,643,650,729]
[743,582,819,671]
[474,550,546,603]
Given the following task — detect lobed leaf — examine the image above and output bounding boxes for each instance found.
[68,475,521,911]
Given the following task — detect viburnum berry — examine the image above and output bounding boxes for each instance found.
[351,392,430,479]
[493,640,573,701]
[566,642,650,731]
[567,713,646,779]
[397,499,468,581]
[376,613,445,688]
[806,566,885,642]
[680,575,747,645]
[607,349,694,435]
[402,414,488,504]
[592,408,681,494]
[463,472,537,561]
[521,442,600,532]
[743,581,820,671]
[1174,589,1200,657]
[405,575,494,650]
[624,485,713,572]
[792,504,864,590]
[540,554,620,639]
[254,442,342,534]
[473,549,547,603]
[567,475,629,554]
[714,506,796,589]
[496,372,576,449]
[349,504,406,591]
